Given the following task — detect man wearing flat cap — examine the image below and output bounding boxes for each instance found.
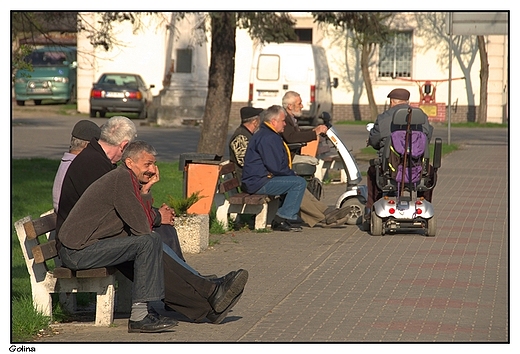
[229,106,263,182]
[52,120,101,212]
[365,88,434,220]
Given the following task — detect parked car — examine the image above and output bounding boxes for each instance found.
[89,73,154,118]
[14,46,77,106]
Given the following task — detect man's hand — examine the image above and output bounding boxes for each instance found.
[313,124,328,136]
[159,203,175,226]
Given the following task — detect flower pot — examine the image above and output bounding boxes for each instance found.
[174,214,209,254]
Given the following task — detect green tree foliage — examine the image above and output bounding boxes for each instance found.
[11,12,78,77]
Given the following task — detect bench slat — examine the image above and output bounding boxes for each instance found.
[52,266,118,279]
[321,154,341,162]
[228,194,245,204]
[243,194,269,205]
[76,267,117,278]
[220,178,240,193]
[219,161,236,175]
[228,193,270,205]
[24,213,57,240]
[52,267,73,279]
[31,240,58,264]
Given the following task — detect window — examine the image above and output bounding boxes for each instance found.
[257,54,280,81]
[378,31,412,78]
[176,48,192,73]
[294,28,313,43]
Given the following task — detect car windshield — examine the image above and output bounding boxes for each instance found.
[100,75,138,87]
[24,51,69,66]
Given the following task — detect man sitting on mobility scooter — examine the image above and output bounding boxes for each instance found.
[366,88,439,235]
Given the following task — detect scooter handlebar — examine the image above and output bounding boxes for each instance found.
[320,112,332,129]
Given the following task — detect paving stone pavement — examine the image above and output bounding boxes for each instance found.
[27,132,510,349]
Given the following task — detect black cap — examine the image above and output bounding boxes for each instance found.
[71,120,101,141]
[387,88,410,100]
[240,107,263,122]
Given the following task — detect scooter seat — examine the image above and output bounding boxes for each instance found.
[293,163,316,176]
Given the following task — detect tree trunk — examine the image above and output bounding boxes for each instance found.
[361,42,378,121]
[477,35,489,124]
[197,13,236,157]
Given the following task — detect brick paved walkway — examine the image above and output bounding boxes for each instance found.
[31,137,509,346]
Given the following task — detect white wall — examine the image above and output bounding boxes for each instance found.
[77,12,169,114]
[77,12,507,122]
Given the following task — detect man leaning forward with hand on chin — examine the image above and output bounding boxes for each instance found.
[58,141,214,333]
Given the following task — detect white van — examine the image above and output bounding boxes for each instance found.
[248,42,338,126]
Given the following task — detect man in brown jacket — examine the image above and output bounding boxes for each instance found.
[281,91,351,227]
[58,141,178,333]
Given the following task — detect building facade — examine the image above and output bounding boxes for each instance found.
[75,12,508,126]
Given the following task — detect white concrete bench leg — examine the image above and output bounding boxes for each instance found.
[254,203,269,229]
[94,280,116,326]
[214,193,230,229]
[31,273,57,318]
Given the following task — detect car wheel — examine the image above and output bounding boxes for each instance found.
[34,100,42,105]
[89,109,97,118]
[16,100,25,106]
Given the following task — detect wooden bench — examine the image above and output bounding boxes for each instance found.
[14,211,132,326]
[213,161,279,230]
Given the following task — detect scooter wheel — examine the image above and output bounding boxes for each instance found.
[425,216,436,237]
[341,197,365,225]
[370,212,383,236]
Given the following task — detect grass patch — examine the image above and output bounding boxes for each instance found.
[448,122,508,128]
[335,119,508,129]
[254,228,271,233]
[334,120,372,125]
[209,216,227,234]
[208,238,220,247]
[11,295,52,342]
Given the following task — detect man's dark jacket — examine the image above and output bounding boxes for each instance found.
[282,111,317,157]
[56,138,115,236]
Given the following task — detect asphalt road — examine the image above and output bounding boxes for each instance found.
[11,104,508,164]
[11,105,369,163]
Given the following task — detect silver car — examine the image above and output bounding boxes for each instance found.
[89,73,154,118]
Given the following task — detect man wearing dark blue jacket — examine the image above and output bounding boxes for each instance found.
[241,105,307,232]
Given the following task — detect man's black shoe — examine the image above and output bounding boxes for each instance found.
[206,290,243,324]
[286,219,303,231]
[128,313,178,333]
[271,219,302,232]
[208,269,248,313]
[271,219,291,231]
[209,270,237,284]
[290,216,305,225]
